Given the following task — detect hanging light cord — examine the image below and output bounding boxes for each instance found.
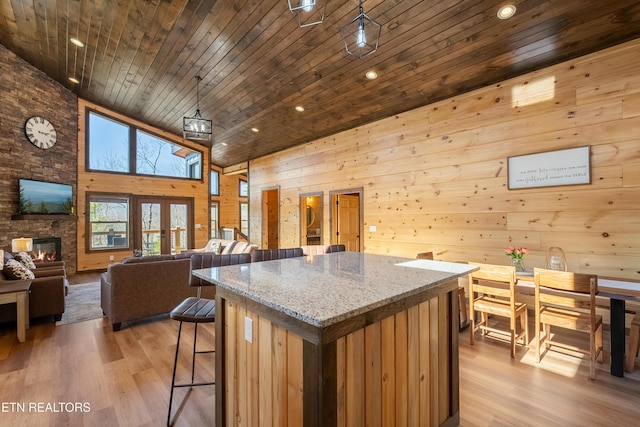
[195,76,202,114]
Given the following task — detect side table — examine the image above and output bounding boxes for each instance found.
[0,280,31,342]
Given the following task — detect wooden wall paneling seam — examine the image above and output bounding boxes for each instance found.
[365,322,382,427]
[258,316,273,427]
[215,294,227,427]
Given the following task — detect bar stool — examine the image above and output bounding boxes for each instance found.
[167,296,216,426]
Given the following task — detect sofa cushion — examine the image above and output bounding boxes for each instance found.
[121,254,176,264]
[221,241,254,255]
[14,252,36,270]
[3,259,35,280]
[204,240,222,253]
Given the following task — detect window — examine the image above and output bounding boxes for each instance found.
[239,179,248,197]
[137,130,202,179]
[210,170,219,195]
[240,202,249,235]
[88,112,130,172]
[211,202,219,238]
[86,110,202,179]
[88,194,130,250]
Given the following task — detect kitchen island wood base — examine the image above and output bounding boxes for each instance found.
[215,280,460,426]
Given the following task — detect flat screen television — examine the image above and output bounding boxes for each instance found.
[19,178,73,214]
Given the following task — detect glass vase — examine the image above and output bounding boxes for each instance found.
[512,257,526,272]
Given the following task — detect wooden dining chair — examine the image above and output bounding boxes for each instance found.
[533,268,603,380]
[416,251,469,330]
[468,262,528,357]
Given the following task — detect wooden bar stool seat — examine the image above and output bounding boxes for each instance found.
[167,297,216,426]
[626,313,640,373]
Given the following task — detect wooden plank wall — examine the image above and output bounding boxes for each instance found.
[223,296,452,426]
[76,99,210,271]
[248,39,640,280]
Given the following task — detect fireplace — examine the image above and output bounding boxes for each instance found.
[31,237,62,263]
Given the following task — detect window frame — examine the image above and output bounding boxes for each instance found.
[239,201,249,236]
[239,178,248,197]
[85,192,133,253]
[211,170,220,196]
[210,201,219,239]
[85,108,204,181]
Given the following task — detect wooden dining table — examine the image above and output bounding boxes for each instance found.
[515,272,640,377]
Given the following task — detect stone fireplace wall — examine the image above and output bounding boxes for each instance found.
[0,44,78,274]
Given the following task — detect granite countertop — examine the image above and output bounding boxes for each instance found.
[192,252,476,328]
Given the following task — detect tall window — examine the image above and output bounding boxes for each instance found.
[88,194,130,250]
[136,130,201,178]
[211,202,219,238]
[87,113,130,172]
[87,110,202,179]
[239,179,248,197]
[240,202,249,235]
[211,170,219,195]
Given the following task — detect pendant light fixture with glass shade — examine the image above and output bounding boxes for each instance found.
[288,0,327,28]
[183,76,212,142]
[341,0,381,58]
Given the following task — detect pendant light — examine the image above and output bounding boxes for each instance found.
[341,0,381,58]
[183,76,212,142]
[288,0,327,28]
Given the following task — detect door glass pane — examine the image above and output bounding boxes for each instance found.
[170,203,188,254]
[141,203,161,255]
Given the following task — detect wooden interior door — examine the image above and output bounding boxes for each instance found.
[135,197,193,255]
[261,188,279,249]
[335,193,361,251]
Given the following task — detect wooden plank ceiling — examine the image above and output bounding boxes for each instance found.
[1,0,640,167]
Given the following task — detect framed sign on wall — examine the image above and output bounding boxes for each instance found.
[507,146,591,190]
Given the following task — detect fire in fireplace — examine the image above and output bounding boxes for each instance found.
[31,237,62,263]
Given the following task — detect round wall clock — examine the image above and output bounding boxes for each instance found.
[24,116,57,149]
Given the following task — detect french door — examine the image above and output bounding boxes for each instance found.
[134,197,193,255]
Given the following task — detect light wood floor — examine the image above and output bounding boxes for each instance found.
[0,284,639,426]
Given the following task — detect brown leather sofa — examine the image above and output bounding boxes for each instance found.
[101,253,251,331]
[1,253,67,323]
[251,248,304,262]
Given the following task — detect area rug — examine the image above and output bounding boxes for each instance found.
[56,282,104,326]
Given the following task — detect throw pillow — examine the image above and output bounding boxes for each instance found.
[3,259,35,280]
[205,241,221,253]
[221,241,253,255]
[14,252,36,270]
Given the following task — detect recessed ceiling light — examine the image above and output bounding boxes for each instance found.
[295,105,305,112]
[497,5,516,19]
[251,127,259,133]
[70,37,84,47]
[365,70,378,80]
[221,142,228,146]
[68,76,80,84]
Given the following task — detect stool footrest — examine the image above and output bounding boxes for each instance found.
[174,381,215,388]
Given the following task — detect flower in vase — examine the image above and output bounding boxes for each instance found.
[505,246,529,260]
[505,246,529,272]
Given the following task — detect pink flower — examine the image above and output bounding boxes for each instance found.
[505,245,528,260]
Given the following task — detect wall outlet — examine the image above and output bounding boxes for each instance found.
[244,317,253,343]
[369,225,377,232]
[109,255,114,261]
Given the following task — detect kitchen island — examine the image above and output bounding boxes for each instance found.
[192,252,476,426]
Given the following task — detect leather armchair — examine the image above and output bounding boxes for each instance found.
[0,273,66,322]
